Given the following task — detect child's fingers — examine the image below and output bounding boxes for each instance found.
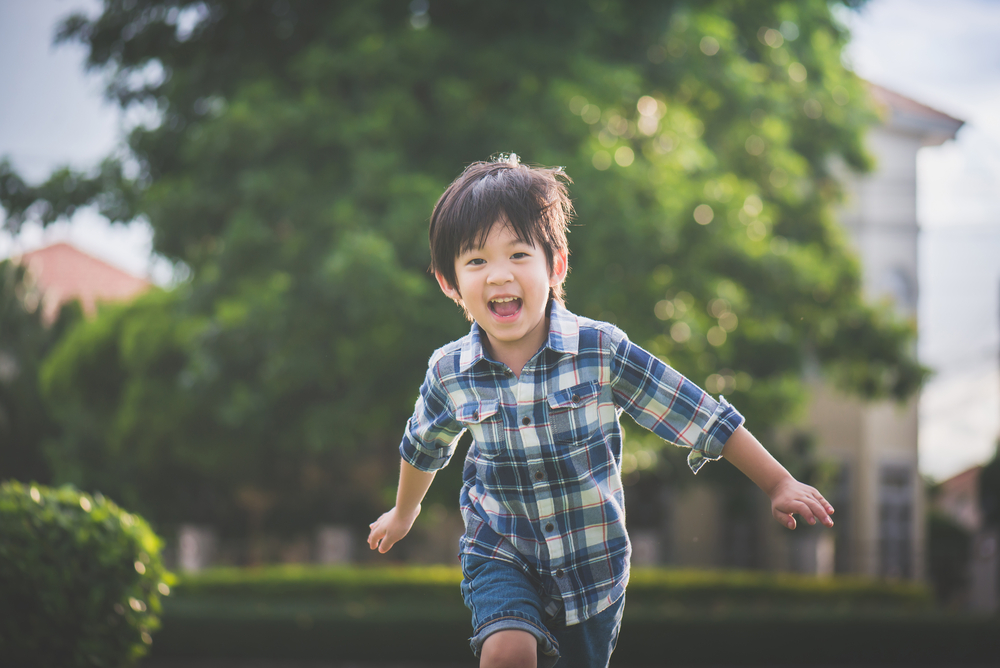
[773,508,796,530]
[801,494,834,526]
[808,497,833,527]
[367,519,386,551]
[820,497,835,515]
[809,487,835,515]
[776,496,834,529]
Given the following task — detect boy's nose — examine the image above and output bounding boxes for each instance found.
[486,265,513,285]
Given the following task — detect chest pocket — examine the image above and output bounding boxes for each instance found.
[456,399,503,458]
[546,380,601,445]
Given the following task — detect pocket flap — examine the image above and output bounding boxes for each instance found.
[546,381,600,410]
[456,399,500,423]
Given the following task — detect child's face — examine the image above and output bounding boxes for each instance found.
[436,222,567,360]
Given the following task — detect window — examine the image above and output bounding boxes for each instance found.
[879,464,913,578]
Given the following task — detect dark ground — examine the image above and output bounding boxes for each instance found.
[142,662,1000,668]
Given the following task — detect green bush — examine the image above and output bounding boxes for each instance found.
[0,481,174,667]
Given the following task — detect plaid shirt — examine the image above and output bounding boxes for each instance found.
[400,302,744,625]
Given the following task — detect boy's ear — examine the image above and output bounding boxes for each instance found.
[435,270,462,302]
[549,248,569,287]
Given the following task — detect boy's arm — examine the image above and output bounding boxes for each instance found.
[722,425,835,529]
[367,459,436,553]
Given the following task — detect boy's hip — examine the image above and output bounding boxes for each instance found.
[460,552,625,668]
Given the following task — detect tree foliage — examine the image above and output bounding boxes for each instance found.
[0,261,80,484]
[1,0,924,535]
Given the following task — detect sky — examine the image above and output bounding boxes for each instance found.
[1,0,998,481]
[836,0,1000,480]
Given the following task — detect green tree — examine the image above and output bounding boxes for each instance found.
[0,260,80,484]
[2,0,922,536]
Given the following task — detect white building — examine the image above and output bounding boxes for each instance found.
[806,84,963,579]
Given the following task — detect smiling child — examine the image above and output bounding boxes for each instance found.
[367,156,834,668]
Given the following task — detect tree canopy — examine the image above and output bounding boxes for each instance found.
[1,0,923,537]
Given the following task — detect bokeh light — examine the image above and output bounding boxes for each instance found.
[654,299,675,320]
[670,321,691,343]
[743,194,763,216]
[747,220,768,241]
[745,135,765,155]
[804,99,823,118]
[614,146,634,167]
[758,27,784,48]
[707,327,727,346]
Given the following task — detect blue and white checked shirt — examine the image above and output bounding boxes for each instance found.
[400,301,745,625]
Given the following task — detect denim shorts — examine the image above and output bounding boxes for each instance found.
[460,553,625,668]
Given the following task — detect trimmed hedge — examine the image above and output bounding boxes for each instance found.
[172,563,463,602]
[0,481,173,667]
[625,567,932,615]
[145,564,1000,665]
[169,563,930,613]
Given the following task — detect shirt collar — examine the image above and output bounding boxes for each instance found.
[458,300,580,372]
[546,300,580,356]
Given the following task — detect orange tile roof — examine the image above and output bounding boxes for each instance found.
[15,242,150,323]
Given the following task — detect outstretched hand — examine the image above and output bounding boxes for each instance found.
[769,478,834,530]
[367,504,421,554]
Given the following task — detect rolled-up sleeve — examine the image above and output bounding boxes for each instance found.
[610,335,744,473]
[399,363,464,472]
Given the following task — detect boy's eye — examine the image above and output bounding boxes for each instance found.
[467,258,486,266]
[511,252,528,260]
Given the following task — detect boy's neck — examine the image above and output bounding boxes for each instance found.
[481,317,550,379]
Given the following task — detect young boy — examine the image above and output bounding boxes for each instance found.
[367,157,834,668]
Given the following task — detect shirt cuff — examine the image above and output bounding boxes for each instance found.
[399,433,451,473]
[686,396,745,474]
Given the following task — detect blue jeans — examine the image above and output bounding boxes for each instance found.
[460,553,625,668]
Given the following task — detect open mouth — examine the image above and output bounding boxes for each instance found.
[489,296,522,318]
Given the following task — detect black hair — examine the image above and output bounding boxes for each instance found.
[429,156,573,305]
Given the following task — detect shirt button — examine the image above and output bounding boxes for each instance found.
[572,394,581,404]
[556,569,565,578]
[471,411,478,420]
[545,523,554,532]
[534,471,544,482]
[522,416,531,426]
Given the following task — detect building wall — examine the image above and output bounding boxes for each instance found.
[806,122,928,579]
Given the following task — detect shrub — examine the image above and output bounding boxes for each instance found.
[0,481,174,667]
